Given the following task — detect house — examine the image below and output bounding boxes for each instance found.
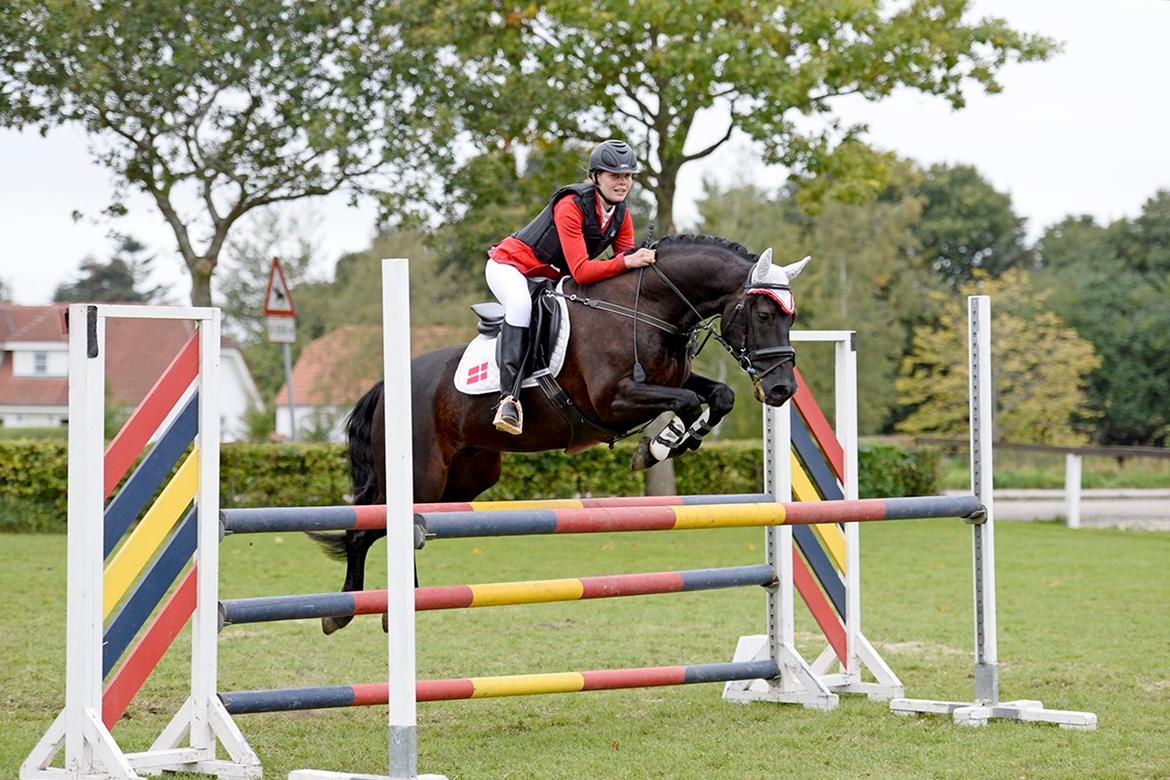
[275,324,467,442]
[0,304,261,440]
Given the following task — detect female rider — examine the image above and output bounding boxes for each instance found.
[485,139,657,435]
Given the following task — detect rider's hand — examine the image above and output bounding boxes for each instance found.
[623,248,656,269]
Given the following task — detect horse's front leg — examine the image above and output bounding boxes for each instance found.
[605,378,705,471]
[630,373,734,470]
[674,373,735,454]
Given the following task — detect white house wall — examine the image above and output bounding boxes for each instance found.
[0,405,68,428]
[220,349,262,442]
[11,348,69,377]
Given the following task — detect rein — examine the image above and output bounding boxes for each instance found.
[550,262,796,382]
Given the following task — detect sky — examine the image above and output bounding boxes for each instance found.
[2,0,1168,306]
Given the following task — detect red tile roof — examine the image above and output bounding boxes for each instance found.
[276,324,468,406]
[0,304,246,410]
[275,325,382,406]
[0,305,65,342]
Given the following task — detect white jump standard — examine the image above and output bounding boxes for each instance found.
[886,296,1096,729]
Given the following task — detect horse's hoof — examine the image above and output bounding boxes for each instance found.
[630,439,653,471]
[382,611,389,633]
[322,615,351,635]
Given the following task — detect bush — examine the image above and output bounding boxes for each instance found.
[858,442,941,498]
[0,440,68,532]
[220,443,353,508]
[1,439,939,532]
[0,426,67,441]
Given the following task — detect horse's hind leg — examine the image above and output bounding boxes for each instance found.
[378,448,501,633]
[442,448,504,501]
[321,528,384,635]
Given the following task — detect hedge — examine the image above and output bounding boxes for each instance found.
[0,439,938,533]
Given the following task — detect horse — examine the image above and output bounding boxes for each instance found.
[311,235,811,634]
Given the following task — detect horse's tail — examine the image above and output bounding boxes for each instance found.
[345,380,384,506]
[306,380,384,561]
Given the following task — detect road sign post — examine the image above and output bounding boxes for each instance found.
[264,257,298,441]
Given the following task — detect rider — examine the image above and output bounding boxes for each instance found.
[485,139,657,435]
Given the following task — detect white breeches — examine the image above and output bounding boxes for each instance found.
[485,260,532,327]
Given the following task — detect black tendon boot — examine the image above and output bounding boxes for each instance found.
[493,322,530,434]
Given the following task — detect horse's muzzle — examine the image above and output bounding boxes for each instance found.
[756,377,797,406]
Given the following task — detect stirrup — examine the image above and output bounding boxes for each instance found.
[493,395,524,435]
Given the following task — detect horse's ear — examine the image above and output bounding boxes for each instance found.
[751,248,774,284]
[781,255,811,281]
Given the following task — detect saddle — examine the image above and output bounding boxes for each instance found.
[454,279,622,449]
[471,278,562,370]
[453,279,567,395]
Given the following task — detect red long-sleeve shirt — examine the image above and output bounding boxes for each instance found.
[490,195,635,284]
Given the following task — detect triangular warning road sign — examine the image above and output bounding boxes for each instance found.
[263,257,296,317]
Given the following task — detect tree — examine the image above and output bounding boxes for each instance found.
[1109,190,1170,277]
[1,1,450,306]
[1035,210,1170,444]
[53,234,165,303]
[434,142,589,272]
[913,163,1032,288]
[698,171,937,435]
[896,270,1101,445]
[417,0,1054,232]
[0,277,12,303]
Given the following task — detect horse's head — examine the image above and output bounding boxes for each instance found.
[720,248,810,406]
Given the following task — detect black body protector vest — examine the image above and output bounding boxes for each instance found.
[512,183,628,275]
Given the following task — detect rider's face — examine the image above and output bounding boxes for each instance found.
[595,171,633,202]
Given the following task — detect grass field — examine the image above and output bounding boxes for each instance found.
[3,519,1168,779]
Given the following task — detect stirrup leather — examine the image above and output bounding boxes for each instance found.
[493,395,524,435]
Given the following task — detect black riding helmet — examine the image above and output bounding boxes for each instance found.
[588,139,641,174]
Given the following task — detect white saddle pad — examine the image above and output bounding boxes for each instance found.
[453,279,571,395]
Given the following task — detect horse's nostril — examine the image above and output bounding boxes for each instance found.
[769,383,795,401]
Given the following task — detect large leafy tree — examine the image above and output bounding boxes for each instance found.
[896,270,1101,445]
[1035,200,1170,444]
[913,163,1033,288]
[434,142,588,271]
[1109,190,1170,276]
[415,0,1054,234]
[699,171,936,435]
[1,1,446,306]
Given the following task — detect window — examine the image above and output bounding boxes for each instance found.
[34,352,48,375]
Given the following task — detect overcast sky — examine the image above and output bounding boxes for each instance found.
[2,0,1168,306]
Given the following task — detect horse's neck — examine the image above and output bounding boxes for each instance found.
[566,249,748,325]
[649,251,748,322]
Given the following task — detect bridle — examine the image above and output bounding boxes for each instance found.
[719,282,797,381]
[551,262,796,382]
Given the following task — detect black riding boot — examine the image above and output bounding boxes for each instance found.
[493,323,530,435]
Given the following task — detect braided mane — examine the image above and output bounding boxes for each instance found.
[654,234,758,263]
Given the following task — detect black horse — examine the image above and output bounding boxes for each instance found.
[312,235,811,634]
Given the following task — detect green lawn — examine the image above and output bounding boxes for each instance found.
[3,519,1168,779]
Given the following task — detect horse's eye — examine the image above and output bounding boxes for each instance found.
[755,309,772,322]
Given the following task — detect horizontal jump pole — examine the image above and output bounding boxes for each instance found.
[220,493,773,535]
[218,564,777,626]
[219,659,781,714]
[418,495,984,540]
